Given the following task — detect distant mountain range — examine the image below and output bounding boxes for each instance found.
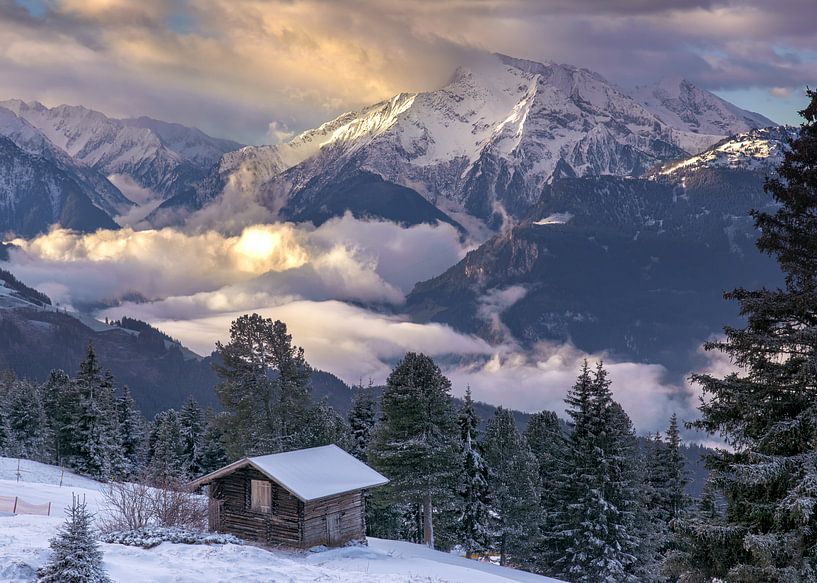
[153,53,775,231]
[0,54,777,239]
[0,100,242,236]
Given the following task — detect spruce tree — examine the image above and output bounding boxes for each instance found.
[214,314,312,456]
[147,410,186,483]
[42,369,77,466]
[199,413,229,474]
[684,91,817,581]
[524,409,570,576]
[299,398,351,449]
[348,383,377,461]
[664,413,689,523]
[38,495,111,583]
[116,387,145,478]
[483,407,542,568]
[556,361,639,582]
[5,379,49,461]
[369,352,460,548]
[71,345,120,479]
[179,396,205,477]
[455,388,493,557]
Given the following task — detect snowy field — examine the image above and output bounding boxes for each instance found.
[0,458,562,583]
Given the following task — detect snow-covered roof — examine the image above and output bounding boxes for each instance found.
[189,444,389,502]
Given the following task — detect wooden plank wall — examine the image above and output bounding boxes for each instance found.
[302,490,366,547]
[211,467,303,546]
[208,467,368,548]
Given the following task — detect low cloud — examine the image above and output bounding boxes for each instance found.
[4,214,717,436]
[4,215,466,308]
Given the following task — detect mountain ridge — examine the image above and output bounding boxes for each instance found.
[156,53,776,232]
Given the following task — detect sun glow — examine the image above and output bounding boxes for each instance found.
[231,226,308,272]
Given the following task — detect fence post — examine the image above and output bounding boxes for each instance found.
[47,502,51,516]
[12,497,17,514]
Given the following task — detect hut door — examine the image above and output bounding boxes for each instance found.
[208,499,223,532]
[326,511,342,545]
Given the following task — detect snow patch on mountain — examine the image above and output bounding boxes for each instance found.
[658,126,796,176]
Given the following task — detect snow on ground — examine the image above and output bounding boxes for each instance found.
[0,458,563,583]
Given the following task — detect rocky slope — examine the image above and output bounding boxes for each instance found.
[630,77,775,153]
[404,132,789,376]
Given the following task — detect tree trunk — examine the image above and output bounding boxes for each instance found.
[500,531,506,566]
[423,492,434,548]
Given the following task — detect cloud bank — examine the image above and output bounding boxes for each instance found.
[2,214,718,435]
[0,0,813,143]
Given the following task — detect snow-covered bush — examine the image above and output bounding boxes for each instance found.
[99,526,242,549]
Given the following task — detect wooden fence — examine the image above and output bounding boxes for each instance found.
[0,495,51,516]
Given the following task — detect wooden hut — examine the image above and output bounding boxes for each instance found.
[188,444,389,548]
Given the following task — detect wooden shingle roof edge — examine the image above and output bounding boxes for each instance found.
[186,444,389,502]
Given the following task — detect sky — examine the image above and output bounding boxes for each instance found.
[1,0,815,144]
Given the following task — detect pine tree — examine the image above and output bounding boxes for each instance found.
[70,345,120,479]
[348,383,377,461]
[455,388,493,557]
[300,398,351,449]
[483,407,542,568]
[37,494,111,583]
[42,369,77,466]
[524,409,570,576]
[116,388,145,478]
[179,396,205,477]
[683,91,817,581]
[199,413,229,475]
[369,352,460,548]
[664,413,689,523]
[5,379,49,461]
[556,361,639,582]
[214,314,312,456]
[147,409,186,483]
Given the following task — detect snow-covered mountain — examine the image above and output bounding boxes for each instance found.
[630,77,776,154]
[656,125,796,176]
[159,53,776,230]
[0,99,242,202]
[0,106,131,236]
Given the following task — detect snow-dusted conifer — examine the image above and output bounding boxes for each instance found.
[199,413,229,475]
[179,396,205,477]
[116,387,145,477]
[71,344,120,479]
[369,352,460,549]
[348,383,377,461]
[214,314,312,456]
[455,388,493,557]
[682,90,817,581]
[483,406,542,568]
[38,494,111,583]
[556,361,639,582]
[524,409,570,575]
[147,409,186,482]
